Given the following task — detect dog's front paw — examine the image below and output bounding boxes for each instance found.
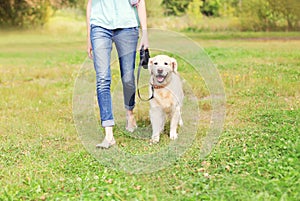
[179,118,183,126]
[150,135,160,145]
[150,140,159,145]
[170,133,178,140]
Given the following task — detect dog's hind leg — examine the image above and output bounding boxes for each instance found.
[170,106,181,140]
[150,107,165,143]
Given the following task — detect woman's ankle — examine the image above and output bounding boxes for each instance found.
[126,110,134,117]
[126,110,137,132]
[104,126,114,141]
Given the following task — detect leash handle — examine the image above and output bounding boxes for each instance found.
[140,48,150,69]
[136,47,153,101]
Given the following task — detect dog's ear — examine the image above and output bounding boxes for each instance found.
[148,57,154,65]
[148,58,154,73]
[171,58,178,73]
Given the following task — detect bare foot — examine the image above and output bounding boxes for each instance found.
[126,111,137,132]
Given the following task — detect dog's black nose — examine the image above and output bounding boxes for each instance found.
[157,68,163,74]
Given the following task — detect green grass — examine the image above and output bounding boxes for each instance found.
[1,17,299,200]
[185,31,300,40]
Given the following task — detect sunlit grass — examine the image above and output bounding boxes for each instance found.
[0,10,299,200]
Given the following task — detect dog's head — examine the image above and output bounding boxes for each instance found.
[148,55,178,86]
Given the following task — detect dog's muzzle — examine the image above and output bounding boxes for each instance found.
[153,67,170,83]
[156,73,168,83]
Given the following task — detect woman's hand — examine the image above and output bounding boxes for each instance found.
[87,39,93,59]
[140,29,149,50]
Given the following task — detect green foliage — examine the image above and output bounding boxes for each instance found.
[186,0,203,27]
[1,0,298,31]
[159,0,299,31]
[64,0,87,12]
[161,0,190,16]
[145,0,164,17]
[266,0,300,30]
[240,0,300,31]
[218,0,241,17]
[0,0,85,28]
[0,0,53,27]
[201,0,221,16]
[161,0,238,17]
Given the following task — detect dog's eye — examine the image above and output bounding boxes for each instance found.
[154,62,158,65]
[164,62,168,65]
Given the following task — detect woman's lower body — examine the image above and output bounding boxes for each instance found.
[90,25,139,148]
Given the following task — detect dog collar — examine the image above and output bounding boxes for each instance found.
[152,84,165,89]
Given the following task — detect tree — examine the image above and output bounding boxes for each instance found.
[0,0,84,28]
[145,0,164,17]
[266,0,300,31]
[161,0,190,16]
[218,0,241,17]
[0,0,53,27]
[201,0,221,16]
[187,0,203,27]
[240,0,300,31]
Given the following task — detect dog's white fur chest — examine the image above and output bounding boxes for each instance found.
[151,88,176,112]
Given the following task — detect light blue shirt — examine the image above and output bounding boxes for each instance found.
[90,0,139,29]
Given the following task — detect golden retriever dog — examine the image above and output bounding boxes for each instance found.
[148,55,184,143]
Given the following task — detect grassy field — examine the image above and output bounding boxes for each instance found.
[0,19,299,200]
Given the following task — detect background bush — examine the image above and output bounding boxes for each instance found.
[0,0,299,31]
[0,0,52,27]
[239,0,300,31]
[158,0,299,31]
[0,0,84,28]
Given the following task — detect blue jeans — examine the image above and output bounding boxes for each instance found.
[90,25,139,127]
